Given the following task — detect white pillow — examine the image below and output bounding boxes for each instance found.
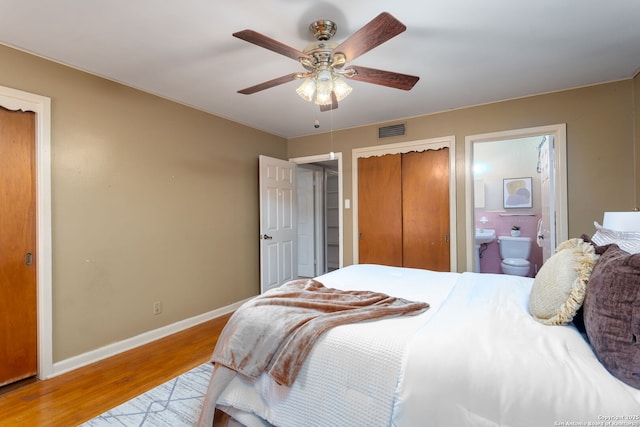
[591,221,640,254]
[529,238,598,325]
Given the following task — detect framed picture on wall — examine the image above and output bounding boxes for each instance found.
[503,177,532,209]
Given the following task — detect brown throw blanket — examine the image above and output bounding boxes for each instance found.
[197,278,429,426]
[212,278,429,386]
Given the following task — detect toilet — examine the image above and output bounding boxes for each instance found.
[497,236,532,276]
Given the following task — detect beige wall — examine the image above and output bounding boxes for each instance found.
[288,80,638,270]
[0,44,287,362]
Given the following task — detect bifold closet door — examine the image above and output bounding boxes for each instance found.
[357,154,402,266]
[402,149,450,271]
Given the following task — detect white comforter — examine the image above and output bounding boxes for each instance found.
[215,264,640,426]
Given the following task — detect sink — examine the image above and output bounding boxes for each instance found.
[475,228,496,244]
[474,229,496,273]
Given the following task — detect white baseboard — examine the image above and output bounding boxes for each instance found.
[50,298,249,378]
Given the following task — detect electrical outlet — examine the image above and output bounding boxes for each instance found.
[153,301,162,315]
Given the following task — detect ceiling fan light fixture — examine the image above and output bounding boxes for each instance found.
[314,73,334,105]
[316,69,332,82]
[296,68,352,106]
[314,84,333,106]
[332,77,352,102]
[296,78,316,102]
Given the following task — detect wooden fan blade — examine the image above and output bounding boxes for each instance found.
[332,12,406,63]
[319,92,339,112]
[347,65,419,90]
[238,72,300,94]
[233,30,312,62]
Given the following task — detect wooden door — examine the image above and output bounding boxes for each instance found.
[358,154,403,266]
[402,149,450,271]
[0,107,37,386]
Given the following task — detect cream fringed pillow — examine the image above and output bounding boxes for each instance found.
[529,238,598,325]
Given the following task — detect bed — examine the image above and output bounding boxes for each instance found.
[198,238,640,427]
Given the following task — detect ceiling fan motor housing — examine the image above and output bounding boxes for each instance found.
[309,20,337,41]
[301,41,337,71]
[300,20,341,73]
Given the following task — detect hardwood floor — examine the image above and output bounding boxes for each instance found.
[0,313,232,426]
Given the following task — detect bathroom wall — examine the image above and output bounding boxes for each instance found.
[474,137,544,277]
[476,212,543,276]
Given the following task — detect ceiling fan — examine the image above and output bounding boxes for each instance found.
[233,12,420,112]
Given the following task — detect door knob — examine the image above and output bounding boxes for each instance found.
[261,234,273,240]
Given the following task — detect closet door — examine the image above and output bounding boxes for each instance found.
[402,149,450,271]
[358,154,402,266]
[0,107,37,386]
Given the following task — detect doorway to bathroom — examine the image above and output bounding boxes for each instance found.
[465,124,568,275]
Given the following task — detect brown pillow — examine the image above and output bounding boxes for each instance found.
[583,244,640,389]
[580,234,610,255]
[572,234,610,334]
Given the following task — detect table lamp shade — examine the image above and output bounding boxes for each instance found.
[602,211,640,232]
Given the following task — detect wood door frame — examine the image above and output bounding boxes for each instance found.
[352,137,457,271]
[464,124,568,272]
[0,85,52,380]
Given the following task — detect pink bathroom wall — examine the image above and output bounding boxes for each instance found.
[476,212,543,277]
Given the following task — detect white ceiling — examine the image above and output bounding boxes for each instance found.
[1,1,639,139]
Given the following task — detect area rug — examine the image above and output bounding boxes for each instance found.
[80,362,212,426]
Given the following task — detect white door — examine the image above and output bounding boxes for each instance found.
[296,165,324,277]
[539,136,556,262]
[259,155,297,293]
